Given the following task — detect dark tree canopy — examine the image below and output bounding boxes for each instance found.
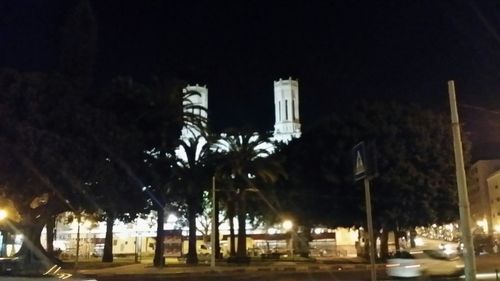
[278,101,466,230]
[0,67,189,268]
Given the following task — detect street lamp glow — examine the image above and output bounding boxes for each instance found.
[0,209,7,220]
[282,220,293,231]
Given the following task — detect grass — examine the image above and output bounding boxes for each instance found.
[60,254,325,270]
[61,256,138,270]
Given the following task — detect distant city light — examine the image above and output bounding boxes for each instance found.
[282,220,293,231]
[476,219,486,228]
[495,225,500,233]
[414,237,424,247]
[167,214,178,223]
[267,228,277,235]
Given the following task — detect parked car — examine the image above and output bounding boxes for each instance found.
[198,244,210,256]
[91,244,104,257]
[386,250,464,278]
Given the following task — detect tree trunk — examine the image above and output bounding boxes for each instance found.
[379,228,389,259]
[46,215,55,256]
[409,228,416,248]
[186,197,198,265]
[214,194,221,259]
[16,217,54,274]
[363,231,370,259]
[102,213,114,262]
[228,200,236,257]
[394,229,400,251]
[153,205,165,267]
[236,194,247,258]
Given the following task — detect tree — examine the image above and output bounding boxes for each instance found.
[278,101,466,258]
[0,69,102,270]
[90,158,147,263]
[92,77,188,263]
[215,131,285,262]
[171,135,213,265]
[0,2,194,270]
[131,83,207,267]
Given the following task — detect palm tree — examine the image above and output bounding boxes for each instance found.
[143,80,207,267]
[172,135,212,265]
[215,131,285,261]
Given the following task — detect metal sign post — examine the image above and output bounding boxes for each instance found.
[353,142,376,281]
[364,177,376,281]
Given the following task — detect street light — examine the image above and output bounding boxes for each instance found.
[282,220,294,258]
[0,210,7,221]
[282,220,293,231]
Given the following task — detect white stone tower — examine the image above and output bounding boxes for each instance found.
[181,84,208,140]
[273,77,301,143]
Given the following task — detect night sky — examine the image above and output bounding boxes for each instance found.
[1,1,500,159]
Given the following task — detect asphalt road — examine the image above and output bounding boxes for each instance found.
[95,268,386,281]
[93,260,500,281]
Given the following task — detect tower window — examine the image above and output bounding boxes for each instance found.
[278,101,281,121]
[285,100,288,120]
[292,99,295,121]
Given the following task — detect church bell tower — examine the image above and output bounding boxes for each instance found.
[273,77,301,143]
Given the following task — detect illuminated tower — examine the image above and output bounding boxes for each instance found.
[181,84,208,140]
[273,77,301,143]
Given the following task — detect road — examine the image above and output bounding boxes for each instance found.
[93,254,500,281]
[95,268,387,281]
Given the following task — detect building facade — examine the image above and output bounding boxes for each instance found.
[468,160,500,234]
[487,170,500,233]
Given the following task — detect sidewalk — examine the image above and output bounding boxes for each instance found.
[78,257,385,278]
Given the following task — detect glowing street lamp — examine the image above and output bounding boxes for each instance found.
[282,220,294,258]
[0,210,7,221]
[282,220,293,231]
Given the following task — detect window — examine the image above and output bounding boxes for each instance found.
[285,100,288,120]
[278,101,281,121]
[292,99,295,120]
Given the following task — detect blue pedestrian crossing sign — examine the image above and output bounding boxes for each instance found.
[353,142,367,181]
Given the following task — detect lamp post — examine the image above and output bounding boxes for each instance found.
[211,176,216,268]
[448,80,476,281]
[75,213,81,271]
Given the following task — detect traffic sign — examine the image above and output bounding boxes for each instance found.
[353,142,367,181]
